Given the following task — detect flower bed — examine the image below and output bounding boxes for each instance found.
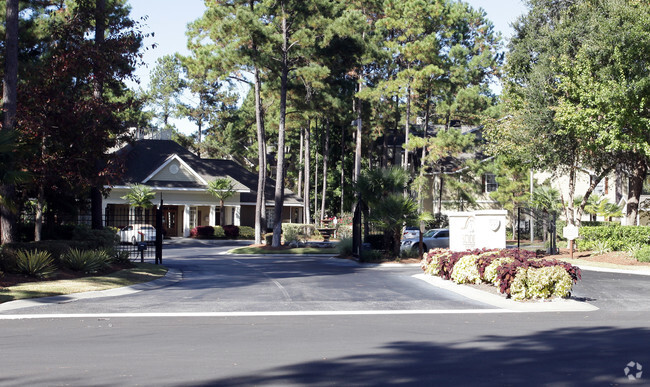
[420,249,581,301]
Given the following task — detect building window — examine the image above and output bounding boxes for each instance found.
[484,173,498,193]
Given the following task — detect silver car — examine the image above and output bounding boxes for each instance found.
[400,228,449,252]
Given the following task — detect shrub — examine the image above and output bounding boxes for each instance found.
[590,240,612,256]
[483,257,514,286]
[191,226,215,238]
[509,266,573,301]
[72,225,119,249]
[450,254,482,284]
[42,224,76,240]
[61,248,111,273]
[337,225,353,239]
[421,248,581,300]
[223,225,239,239]
[283,224,306,244]
[420,248,449,276]
[239,226,254,239]
[360,249,383,262]
[365,234,385,250]
[634,246,650,262]
[577,225,650,251]
[113,250,131,264]
[400,247,422,259]
[265,233,274,245]
[15,249,56,278]
[214,226,225,238]
[0,246,18,272]
[5,240,90,262]
[337,238,353,256]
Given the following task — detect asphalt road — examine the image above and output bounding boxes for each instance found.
[0,240,649,386]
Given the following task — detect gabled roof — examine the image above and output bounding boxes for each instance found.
[112,140,303,205]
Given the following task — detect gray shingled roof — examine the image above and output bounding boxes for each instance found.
[114,140,302,205]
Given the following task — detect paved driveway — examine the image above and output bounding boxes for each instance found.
[2,240,494,315]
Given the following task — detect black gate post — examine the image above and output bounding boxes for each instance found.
[352,198,362,258]
[155,197,163,265]
[517,207,521,250]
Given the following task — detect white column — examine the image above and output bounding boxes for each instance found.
[102,203,107,228]
[209,205,216,226]
[183,205,191,237]
[234,205,241,226]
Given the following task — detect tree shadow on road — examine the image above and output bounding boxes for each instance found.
[187,325,649,386]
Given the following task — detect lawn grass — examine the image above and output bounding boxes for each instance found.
[228,246,337,255]
[0,263,168,303]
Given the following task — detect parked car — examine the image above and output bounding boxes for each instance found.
[402,226,421,240]
[118,224,156,245]
[400,228,449,252]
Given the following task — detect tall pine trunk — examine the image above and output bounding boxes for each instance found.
[320,118,330,222]
[303,121,311,223]
[404,81,411,171]
[271,10,289,247]
[254,65,266,244]
[340,124,345,215]
[90,0,106,230]
[297,126,303,198]
[1,0,19,244]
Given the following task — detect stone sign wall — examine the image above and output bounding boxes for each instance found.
[448,210,507,252]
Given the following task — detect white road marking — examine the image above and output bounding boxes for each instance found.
[0,309,515,320]
[232,259,292,301]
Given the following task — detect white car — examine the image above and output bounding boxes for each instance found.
[118,224,156,245]
[400,228,449,252]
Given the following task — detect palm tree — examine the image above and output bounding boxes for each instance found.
[370,193,421,256]
[355,167,426,255]
[121,184,155,223]
[207,178,235,226]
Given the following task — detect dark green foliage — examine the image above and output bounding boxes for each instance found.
[238,226,254,239]
[15,249,56,278]
[337,238,353,257]
[0,246,19,273]
[364,234,384,250]
[71,226,119,250]
[4,240,91,262]
[577,225,650,251]
[426,214,449,230]
[634,246,650,263]
[61,248,110,273]
[265,233,274,245]
[112,250,131,264]
[359,249,383,263]
[214,226,225,238]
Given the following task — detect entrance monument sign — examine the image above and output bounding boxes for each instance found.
[448,210,507,252]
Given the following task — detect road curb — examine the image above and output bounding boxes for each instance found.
[0,268,182,312]
[570,264,650,276]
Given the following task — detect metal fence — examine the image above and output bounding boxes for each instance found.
[516,207,558,253]
[105,205,163,264]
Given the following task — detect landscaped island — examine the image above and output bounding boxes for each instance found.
[420,249,581,301]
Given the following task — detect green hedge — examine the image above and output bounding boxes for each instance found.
[577,225,650,251]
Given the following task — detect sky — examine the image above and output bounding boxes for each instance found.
[125,0,529,134]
